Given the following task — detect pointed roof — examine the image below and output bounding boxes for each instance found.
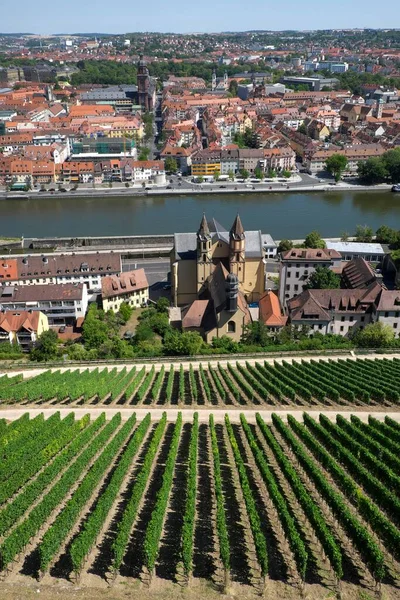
[230,214,245,241]
[197,213,211,241]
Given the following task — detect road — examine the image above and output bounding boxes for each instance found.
[0,407,398,423]
[122,257,170,287]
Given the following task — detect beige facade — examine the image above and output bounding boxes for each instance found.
[204,307,248,343]
[102,288,149,313]
[172,216,266,307]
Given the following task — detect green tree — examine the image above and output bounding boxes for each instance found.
[163,330,204,355]
[228,169,235,181]
[30,329,59,362]
[254,166,263,180]
[82,305,112,350]
[355,224,374,243]
[214,169,221,180]
[277,239,294,253]
[156,297,170,313]
[211,335,239,353]
[241,321,271,346]
[325,153,348,181]
[164,157,178,173]
[267,168,277,178]
[357,157,388,184]
[304,230,326,249]
[118,302,133,323]
[240,168,249,179]
[138,147,150,161]
[382,148,400,183]
[340,231,350,242]
[352,322,395,348]
[282,169,292,178]
[228,79,238,96]
[375,225,398,245]
[305,266,340,289]
[298,123,307,135]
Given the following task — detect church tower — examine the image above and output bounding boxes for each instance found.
[229,214,245,283]
[197,214,213,292]
[226,272,239,313]
[211,70,217,91]
[375,98,383,119]
[224,71,228,90]
[137,55,150,112]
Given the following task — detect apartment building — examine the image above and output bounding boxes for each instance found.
[0,283,88,326]
[279,247,342,306]
[101,269,149,312]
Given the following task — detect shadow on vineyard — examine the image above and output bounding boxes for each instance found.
[214,424,252,585]
[231,424,288,582]
[120,423,174,578]
[156,422,191,580]
[88,423,157,579]
[193,424,216,580]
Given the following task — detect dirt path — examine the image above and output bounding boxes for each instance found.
[0,407,399,424]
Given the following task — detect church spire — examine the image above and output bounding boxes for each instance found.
[230,213,245,241]
[197,213,211,241]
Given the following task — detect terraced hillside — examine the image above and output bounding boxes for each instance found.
[1,356,400,408]
[0,410,399,599]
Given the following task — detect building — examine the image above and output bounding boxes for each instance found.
[101,269,149,312]
[137,55,155,112]
[191,149,221,177]
[281,76,339,91]
[287,283,382,336]
[0,309,48,351]
[79,86,141,113]
[341,258,378,289]
[259,291,287,331]
[261,234,278,259]
[0,252,121,295]
[279,247,342,306]
[324,241,386,262]
[180,264,251,343]
[0,283,88,326]
[373,291,400,337]
[171,215,267,307]
[305,144,386,176]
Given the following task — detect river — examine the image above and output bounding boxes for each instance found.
[2,189,400,239]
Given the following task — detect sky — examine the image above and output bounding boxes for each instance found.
[1,0,398,34]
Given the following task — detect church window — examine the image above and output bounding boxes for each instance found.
[227,321,236,333]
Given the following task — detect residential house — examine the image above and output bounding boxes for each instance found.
[259,291,287,332]
[101,269,149,312]
[0,309,49,351]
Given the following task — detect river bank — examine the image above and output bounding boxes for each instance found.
[0,181,393,201]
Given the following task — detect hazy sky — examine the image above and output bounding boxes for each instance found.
[2,0,397,34]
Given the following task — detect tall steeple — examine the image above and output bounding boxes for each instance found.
[197,213,212,293]
[229,214,245,283]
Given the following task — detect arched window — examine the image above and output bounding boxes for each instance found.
[227,321,236,333]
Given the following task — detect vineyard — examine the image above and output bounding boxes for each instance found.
[0,410,400,599]
[1,356,400,407]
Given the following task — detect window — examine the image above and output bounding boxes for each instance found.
[341,316,345,322]
[361,316,365,322]
[227,321,236,333]
[294,285,298,291]
[287,271,291,278]
[340,326,344,332]
[295,272,299,278]
[349,316,353,322]
[286,284,290,291]
[385,312,389,318]
[319,324,323,330]
[394,323,398,329]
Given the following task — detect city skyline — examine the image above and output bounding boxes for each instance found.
[2,0,400,35]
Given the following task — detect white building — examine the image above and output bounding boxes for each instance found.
[279,247,342,307]
[324,240,386,263]
[262,234,278,259]
[0,283,88,326]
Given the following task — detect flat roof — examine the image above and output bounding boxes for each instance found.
[324,240,385,254]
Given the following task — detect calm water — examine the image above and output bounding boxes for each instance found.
[2,190,400,239]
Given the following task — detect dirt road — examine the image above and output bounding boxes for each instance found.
[0,406,399,423]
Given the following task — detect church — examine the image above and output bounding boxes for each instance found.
[170,215,266,341]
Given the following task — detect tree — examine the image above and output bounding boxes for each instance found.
[30,329,59,362]
[277,239,293,253]
[119,301,133,323]
[138,147,150,161]
[267,168,277,178]
[228,80,238,96]
[163,330,204,356]
[382,148,400,183]
[304,230,326,249]
[82,305,112,350]
[241,322,271,346]
[164,157,178,173]
[357,157,388,184]
[240,168,249,179]
[325,153,348,182]
[305,266,340,289]
[352,322,395,348]
[156,297,170,313]
[254,166,263,180]
[282,169,292,178]
[375,225,398,245]
[228,169,235,181]
[355,224,374,243]
[340,231,350,242]
[214,169,221,181]
[298,123,307,135]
